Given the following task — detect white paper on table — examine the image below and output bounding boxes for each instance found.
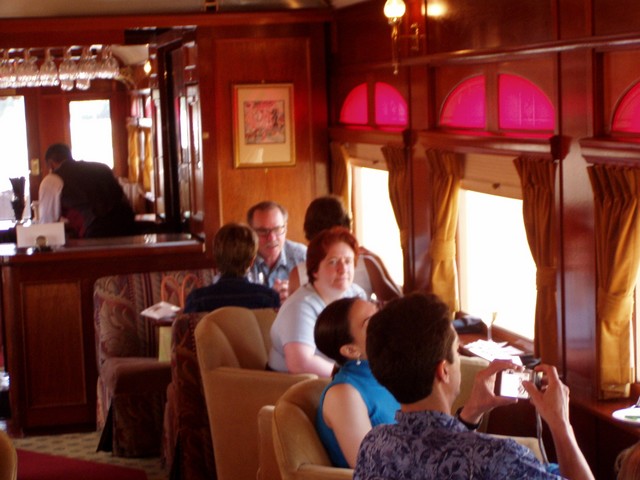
[463,339,524,365]
[140,301,181,320]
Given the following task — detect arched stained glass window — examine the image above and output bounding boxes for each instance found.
[612,82,640,133]
[340,82,408,127]
[440,75,486,129]
[340,83,368,125]
[375,82,408,126]
[499,74,555,130]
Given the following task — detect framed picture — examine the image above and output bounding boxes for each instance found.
[233,83,295,168]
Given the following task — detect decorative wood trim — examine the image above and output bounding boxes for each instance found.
[0,10,332,37]
[418,130,561,159]
[580,137,640,166]
[328,126,405,145]
[336,31,640,75]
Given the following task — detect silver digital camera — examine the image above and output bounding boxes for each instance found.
[495,368,542,399]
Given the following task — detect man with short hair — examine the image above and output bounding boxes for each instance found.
[38,143,135,238]
[356,292,594,480]
[246,200,306,301]
[184,222,280,313]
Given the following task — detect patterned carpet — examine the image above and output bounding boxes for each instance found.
[10,430,168,480]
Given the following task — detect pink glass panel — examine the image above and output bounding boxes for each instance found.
[499,74,555,130]
[440,76,486,129]
[374,82,408,126]
[612,82,640,133]
[340,83,368,125]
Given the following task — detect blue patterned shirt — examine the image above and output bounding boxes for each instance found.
[354,410,563,480]
[249,239,307,288]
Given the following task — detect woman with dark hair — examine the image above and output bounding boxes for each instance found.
[314,297,399,468]
[288,195,402,302]
[267,226,366,376]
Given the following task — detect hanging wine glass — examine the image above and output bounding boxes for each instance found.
[0,50,11,89]
[59,47,78,91]
[99,45,119,79]
[38,48,59,87]
[15,50,38,88]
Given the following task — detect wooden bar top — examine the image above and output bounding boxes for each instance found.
[0,233,205,264]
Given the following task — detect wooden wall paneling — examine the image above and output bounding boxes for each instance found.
[24,92,44,202]
[108,87,130,178]
[22,281,88,427]
[211,28,327,244]
[195,27,220,250]
[409,145,430,293]
[332,0,391,69]
[594,0,640,36]
[426,0,556,54]
[37,94,70,158]
[558,47,597,397]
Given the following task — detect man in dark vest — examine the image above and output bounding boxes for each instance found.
[38,143,136,238]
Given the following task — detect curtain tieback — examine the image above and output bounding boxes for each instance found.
[536,267,556,289]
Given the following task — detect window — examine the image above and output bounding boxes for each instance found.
[339,82,408,128]
[458,189,537,339]
[69,99,114,168]
[612,80,640,133]
[0,96,30,221]
[439,73,555,132]
[351,157,404,288]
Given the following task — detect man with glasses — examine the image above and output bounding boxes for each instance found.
[247,200,306,302]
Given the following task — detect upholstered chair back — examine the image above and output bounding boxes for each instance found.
[92,268,215,457]
[196,306,274,371]
[93,269,215,366]
[196,307,316,480]
[271,378,353,480]
[0,430,17,480]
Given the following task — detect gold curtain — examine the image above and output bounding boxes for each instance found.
[127,124,140,183]
[330,141,351,213]
[588,163,640,399]
[425,148,462,314]
[142,126,153,192]
[514,156,559,366]
[382,144,411,287]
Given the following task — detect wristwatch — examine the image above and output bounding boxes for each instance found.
[455,406,482,431]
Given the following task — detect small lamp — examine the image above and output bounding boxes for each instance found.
[383,0,422,75]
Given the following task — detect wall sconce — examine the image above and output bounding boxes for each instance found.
[383,0,422,75]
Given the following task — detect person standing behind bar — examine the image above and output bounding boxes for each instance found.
[38,143,135,238]
[184,223,280,313]
[247,200,306,302]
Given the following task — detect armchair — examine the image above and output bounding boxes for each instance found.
[162,311,214,480]
[0,430,17,480]
[195,306,316,480]
[271,378,353,480]
[93,268,214,457]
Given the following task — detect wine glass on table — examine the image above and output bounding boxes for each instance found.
[482,311,498,343]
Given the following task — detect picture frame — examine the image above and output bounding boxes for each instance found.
[233,83,295,168]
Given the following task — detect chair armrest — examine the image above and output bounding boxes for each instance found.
[201,367,316,480]
[297,464,354,480]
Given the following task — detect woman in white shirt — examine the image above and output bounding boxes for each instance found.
[267,226,366,377]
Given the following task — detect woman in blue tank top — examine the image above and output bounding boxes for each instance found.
[314,297,399,468]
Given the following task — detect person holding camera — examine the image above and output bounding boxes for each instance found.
[354,292,594,480]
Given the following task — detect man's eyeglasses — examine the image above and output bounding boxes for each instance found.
[254,225,286,237]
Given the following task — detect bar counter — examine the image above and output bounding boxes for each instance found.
[0,233,211,434]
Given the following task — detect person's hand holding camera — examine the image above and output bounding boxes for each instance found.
[459,359,521,426]
[522,364,594,480]
[522,364,570,430]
